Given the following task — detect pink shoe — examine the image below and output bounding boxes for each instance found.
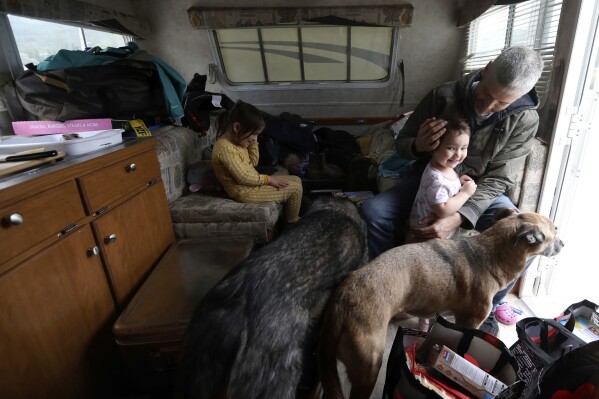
[494,302,518,325]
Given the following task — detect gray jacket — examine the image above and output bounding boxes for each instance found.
[396,70,540,229]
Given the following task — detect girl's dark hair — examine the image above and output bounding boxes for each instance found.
[217,100,265,143]
[441,117,471,140]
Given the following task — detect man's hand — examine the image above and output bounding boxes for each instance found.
[414,117,448,153]
[267,176,289,189]
[411,212,463,240]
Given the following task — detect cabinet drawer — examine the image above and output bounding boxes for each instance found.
[0,181,85,264]
[78,149,160,214]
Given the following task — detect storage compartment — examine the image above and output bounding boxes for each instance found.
[113,237,254,389]
[0,129,123,157]
[0,181,85,264]
[78,149,161,213]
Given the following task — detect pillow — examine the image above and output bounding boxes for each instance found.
[186,160,223,193]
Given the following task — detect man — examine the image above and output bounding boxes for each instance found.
[360,46,544,335]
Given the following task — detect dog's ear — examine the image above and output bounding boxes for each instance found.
[513,225,546,246]
[494,208,519,221]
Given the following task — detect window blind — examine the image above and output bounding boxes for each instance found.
[464,0,563,105]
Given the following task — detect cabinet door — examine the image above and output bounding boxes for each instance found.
[0,226,115,399]
[93,182,174,306]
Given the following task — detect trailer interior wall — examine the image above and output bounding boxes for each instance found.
[132,0,464,118]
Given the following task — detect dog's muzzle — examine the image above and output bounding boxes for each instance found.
[541,237,564,257]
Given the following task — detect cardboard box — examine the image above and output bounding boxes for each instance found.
[12,118,112,135]
[430,345,508,398]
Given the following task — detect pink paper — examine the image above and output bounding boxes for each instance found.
[12,119,113,135]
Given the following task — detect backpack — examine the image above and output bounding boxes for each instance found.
[313,127,361,170]
[6,44,183,122]
[181,73,234,135]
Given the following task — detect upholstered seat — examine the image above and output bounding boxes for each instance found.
[154,123,283,243]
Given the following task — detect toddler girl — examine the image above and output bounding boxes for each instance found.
[407,117,477,330]
[212,101,303,226]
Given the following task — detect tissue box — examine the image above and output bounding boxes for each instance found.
[12,119,112,135]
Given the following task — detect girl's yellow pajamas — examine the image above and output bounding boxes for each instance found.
[212,139,303,223]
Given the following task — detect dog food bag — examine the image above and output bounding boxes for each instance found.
[430,344,507,398]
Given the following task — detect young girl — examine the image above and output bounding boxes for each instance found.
[211,101,303,226]
[406,117,477,331]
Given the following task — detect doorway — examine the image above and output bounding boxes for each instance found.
[520,0,599,317]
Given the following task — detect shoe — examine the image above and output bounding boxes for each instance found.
[495,302,519,325]
[479,315,499,337]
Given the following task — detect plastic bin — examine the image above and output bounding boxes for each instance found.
[0,129,123,157]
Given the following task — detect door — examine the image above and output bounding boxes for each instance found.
[92,182,175,307]
[520,0,599,315]
[0,226,115,399]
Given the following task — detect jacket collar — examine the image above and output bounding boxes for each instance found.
[459,70,540,130]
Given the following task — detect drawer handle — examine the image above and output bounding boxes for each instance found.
[58,224,78,237]
[87,246,100,257]
[104,233,117,244]
[92,206,110,217]
[147,178,159,186]
[125,163,137,172]
[2,213,24,226]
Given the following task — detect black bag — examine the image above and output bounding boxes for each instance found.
[555,299,598,334]
[181,73,234,135]
[384,316,519,399]
[313,127,361,170]
[9,52,167,121]
[509,317,588,385]
[498,341,599,399]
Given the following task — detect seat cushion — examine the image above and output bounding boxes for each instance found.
[169,193,283,243]
[170,193,282,224]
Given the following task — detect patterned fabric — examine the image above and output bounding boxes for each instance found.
[154,123,285,243]
[169,193,281,224]
[187,5,414,29]
[173,222,272,244]
[154,125,204,204]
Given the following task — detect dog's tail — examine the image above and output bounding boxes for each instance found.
[318,298,345,399]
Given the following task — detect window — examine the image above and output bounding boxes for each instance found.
[464,0,563,104]
[7,14,127,68]
[214,25,395,86]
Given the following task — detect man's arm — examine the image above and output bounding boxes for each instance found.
[459,111,539,228]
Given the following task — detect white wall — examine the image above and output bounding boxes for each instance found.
[132,0,464,118]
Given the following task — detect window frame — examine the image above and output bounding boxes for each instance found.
[208,26,401,91]
[463,0,563,106]
[0,13,130,79]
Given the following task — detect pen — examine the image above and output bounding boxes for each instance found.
[0,150,59,162]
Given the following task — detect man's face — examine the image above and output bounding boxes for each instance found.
[473,73,523,117]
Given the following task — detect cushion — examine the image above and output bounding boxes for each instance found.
[169,194,282,225]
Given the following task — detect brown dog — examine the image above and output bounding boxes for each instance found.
[318,209,564,399]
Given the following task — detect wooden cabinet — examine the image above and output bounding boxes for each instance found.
[0,138,175,399]
[93,183,174,305]
[0,226,114,399]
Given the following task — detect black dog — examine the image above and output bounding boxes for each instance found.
[176,198,367,399]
